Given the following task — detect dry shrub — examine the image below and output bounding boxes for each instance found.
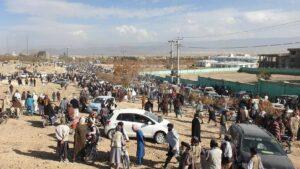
[113,58,141,87]
[96,72,115,83]
[188,93,200,102]
[259,100,275,115]
[200,96,215,105]
[0,56,19,62]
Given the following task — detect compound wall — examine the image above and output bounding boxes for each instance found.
[150,75,300,98]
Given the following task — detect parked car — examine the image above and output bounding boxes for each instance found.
[272,103,285,110]
[88,96,115,113]
[19,73,29,78]
[104,109,169,144]
[276,95,299,109]
[228,123,294,169]
[205,91,220,98]
[235,91,252,100]
[53,79,69,85]
[204,87,215,93]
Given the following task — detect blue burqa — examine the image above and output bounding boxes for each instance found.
[136,129,145,165]
[25,97,34,114]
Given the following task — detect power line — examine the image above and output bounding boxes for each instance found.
[187,41,300,50]
[182,19,300,39]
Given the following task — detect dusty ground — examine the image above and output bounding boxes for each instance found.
[0,63,19,75]
[181,72,300,83]
[0,63,66,76]
[0,64,299,169]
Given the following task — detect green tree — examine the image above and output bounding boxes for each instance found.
[257,69,271,80]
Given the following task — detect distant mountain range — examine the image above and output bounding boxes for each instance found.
[3,37,300,56]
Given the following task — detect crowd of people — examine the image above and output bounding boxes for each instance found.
[0,63,299,169]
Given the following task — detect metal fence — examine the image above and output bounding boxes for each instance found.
[239,67,300,75]
[151,75,300,98]
[140,67,239,75]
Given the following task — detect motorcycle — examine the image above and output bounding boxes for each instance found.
[281,134,292,154]
[42,114,58,127]
[121,145,130,169]
[84,127,101,164]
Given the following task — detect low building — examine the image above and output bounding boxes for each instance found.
[211,61,257,68]
[197,60,218,67]
[197,54,258,68]
[258,48,300,68]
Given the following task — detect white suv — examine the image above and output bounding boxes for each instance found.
[104,109,169,144]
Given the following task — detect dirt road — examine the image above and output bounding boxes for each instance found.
[0,64,299,169]
[0,100,299,169]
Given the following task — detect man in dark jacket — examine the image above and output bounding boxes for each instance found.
[44,101,56,125]
[236,106,248,123]
[70,97,79,109]
[191,113,201,142]
[144,98,153,112]
[208,105,217,126]
[173,97,182,118]
[70,97,80,116]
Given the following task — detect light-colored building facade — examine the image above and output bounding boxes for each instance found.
[198,54,258,68]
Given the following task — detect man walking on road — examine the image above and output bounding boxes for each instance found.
[163,123,180,169]
[192,113,201,142]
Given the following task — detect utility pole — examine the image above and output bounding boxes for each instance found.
[168,40,175,83]
[66,48,69,57]
[121,48,126,57]
[26,36,29,56]
[6,36,9,54]
[175,37,183,84]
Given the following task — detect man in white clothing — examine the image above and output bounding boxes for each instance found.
[221,135,233,169]
[206,139,222,169]
[55,118,70,162]
[14,90,21,100]
[131,89,137,102]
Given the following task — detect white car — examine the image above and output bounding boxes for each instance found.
[204,87,215,93]
[104,109,169,144]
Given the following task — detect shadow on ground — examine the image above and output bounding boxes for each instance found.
[13,149,58,161]
[26,120,43,128]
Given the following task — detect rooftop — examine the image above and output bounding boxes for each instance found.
[237,124,271,139]
[258,53,289,57]
[287,48,300,51]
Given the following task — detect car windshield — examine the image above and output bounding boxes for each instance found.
[242,137,285,156]
[94,98,105,104]
[144,111,160,122]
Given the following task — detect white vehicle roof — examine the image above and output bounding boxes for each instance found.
[113,109,146,115]
[95,96,114,99]
[204,87,214,90]
[112,109,163,123]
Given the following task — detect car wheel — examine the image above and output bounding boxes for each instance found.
[154,131,166,144]
[107,129,114,139]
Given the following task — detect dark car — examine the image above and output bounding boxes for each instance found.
[235,91,252,100]
[54,79,69,85]
[276,95,299,109]
[228,123,294,169]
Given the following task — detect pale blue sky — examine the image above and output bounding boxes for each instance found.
[1,0,300,54]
